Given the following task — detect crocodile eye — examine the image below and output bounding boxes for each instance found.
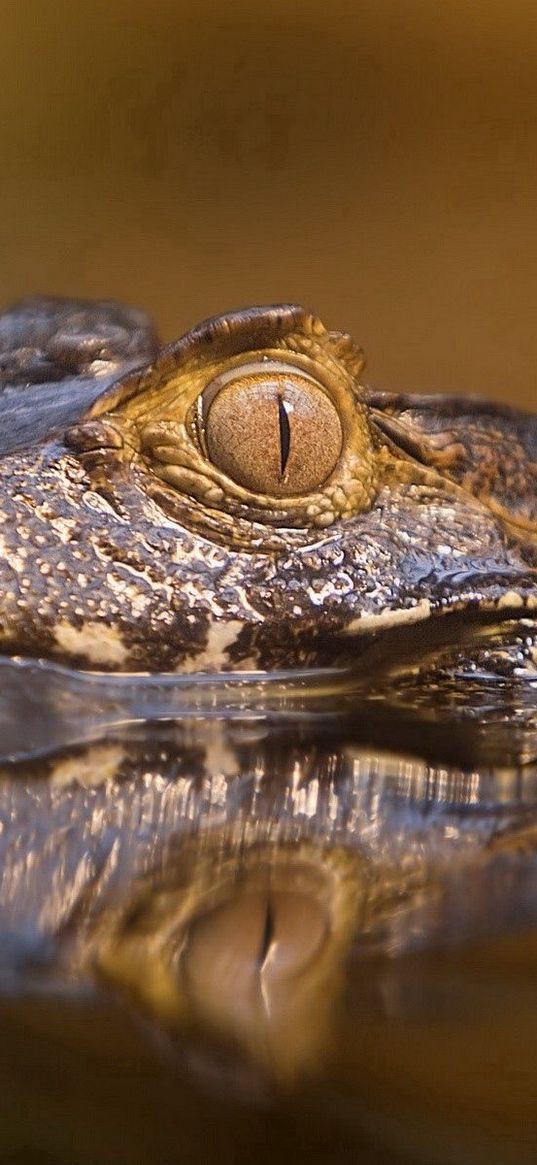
[201,361,343,497]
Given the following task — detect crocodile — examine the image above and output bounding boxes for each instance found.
[1,298,537,1165]
[0,296,537,674]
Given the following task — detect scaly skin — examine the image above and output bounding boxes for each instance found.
[0,298,536,671]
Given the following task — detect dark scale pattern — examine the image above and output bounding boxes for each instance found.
[0,437,536,672]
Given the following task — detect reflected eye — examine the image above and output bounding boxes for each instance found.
[182,890,328,1010]
[201,361,343,497]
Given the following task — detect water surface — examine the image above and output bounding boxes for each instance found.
[1,658,537,1164]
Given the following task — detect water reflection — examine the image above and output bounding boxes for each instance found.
[92,839,361,1083]
[3,634,537,768]
[2,671,537,1162]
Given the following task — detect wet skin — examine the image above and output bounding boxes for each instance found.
[0,297,536,672]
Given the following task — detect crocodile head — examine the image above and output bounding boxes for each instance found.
[0,298,536,672]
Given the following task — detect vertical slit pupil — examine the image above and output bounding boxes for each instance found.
[277,393,291,477]
[259,898,275,966]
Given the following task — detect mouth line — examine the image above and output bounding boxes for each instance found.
[1,595,537,765]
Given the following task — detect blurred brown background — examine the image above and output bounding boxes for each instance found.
[2,0,537,405]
